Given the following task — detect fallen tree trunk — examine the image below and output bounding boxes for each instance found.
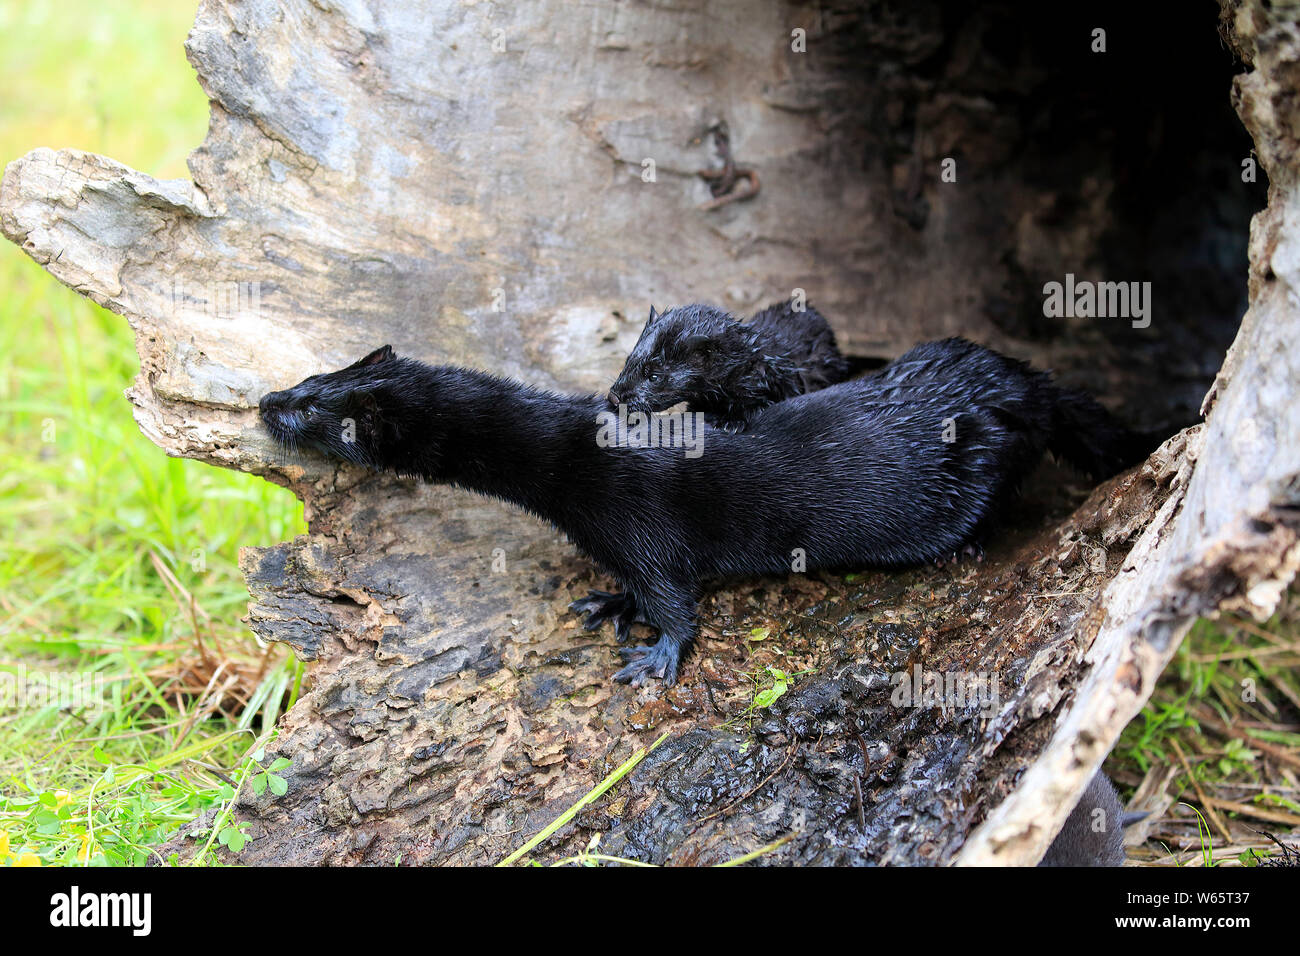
[2,0,1296,865]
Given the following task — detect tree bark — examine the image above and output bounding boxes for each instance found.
[2,0,1296,864]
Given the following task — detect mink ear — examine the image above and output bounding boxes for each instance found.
[350,344,395,368]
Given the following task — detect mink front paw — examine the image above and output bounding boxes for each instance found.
[569,589,640,643]
[613,642,680,687]
[707,416,748,434]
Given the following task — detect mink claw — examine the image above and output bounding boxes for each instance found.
[569,589,623,624]
[935,543,985,567]
[614,644,679,686]
[570,589,642,642]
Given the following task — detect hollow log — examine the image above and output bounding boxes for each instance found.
[2,0,1296,865]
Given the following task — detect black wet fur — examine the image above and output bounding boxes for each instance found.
[260,339,1156,687]
[1040,772,1145,867]
[608,300,865,429]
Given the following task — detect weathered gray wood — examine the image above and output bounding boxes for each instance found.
[960,2,1300,862]
[1,0,1296,865]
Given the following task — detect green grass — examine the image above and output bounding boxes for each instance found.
[0,0,306,865]
[1109,611,1300,865]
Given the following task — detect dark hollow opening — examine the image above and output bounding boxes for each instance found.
[810,0,1261,433]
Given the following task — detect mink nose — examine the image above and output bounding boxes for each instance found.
[259,390,288,420]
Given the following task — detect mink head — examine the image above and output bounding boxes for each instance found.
[259,344,401,466]
[607,304,757,412]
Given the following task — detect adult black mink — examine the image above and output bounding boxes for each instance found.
[259,338,1155,687]
[608,300,885,429]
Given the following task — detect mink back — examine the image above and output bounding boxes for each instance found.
[748,300,851,392]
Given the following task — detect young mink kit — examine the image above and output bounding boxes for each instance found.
[260,337,1154,687]
[608,300,884,429]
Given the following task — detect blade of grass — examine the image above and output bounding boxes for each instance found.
[498,731,669,866]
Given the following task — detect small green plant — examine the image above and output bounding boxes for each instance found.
[217,820,250,854]
[250,754,293,799]
[187,737,290,865]
[1216,738,1258,779]
[1183,803,1218,868]
[726,664,815,730]
[753,666,791,710]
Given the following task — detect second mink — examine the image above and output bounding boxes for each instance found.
[607,299,885,429]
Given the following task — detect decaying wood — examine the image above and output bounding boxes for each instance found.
[1,0,1296,864]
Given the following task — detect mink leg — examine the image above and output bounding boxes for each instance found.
[568,589,642,643]
[612,584,697,687]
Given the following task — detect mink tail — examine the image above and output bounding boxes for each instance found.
[1048,386,1180,479]
[843,354,892,378]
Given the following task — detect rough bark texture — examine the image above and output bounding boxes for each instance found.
[1,0,1295,865]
